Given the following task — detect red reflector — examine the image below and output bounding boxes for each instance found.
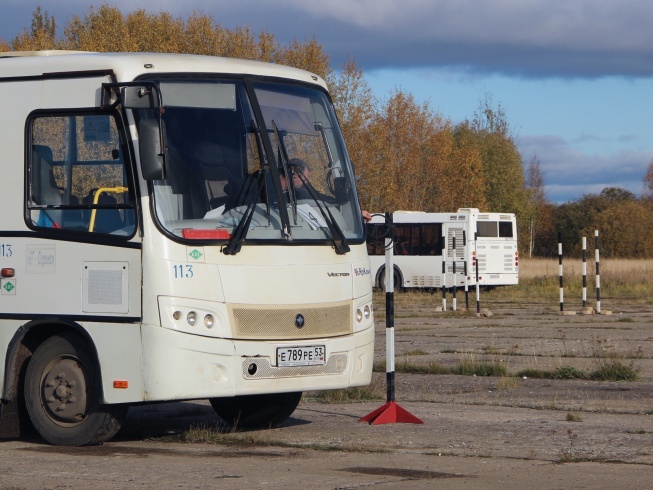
[1,268,14,278]
[113,380,128,389]
[182,229,230,239]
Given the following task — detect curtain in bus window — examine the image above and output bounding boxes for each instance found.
[499,221,514,237]
[393,224,411,255]
[417,223,442,255]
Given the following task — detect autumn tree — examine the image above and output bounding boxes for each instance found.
[10,6,58,51]
[523,155,553,256]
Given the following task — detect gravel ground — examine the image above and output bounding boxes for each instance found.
[0,295,651,489]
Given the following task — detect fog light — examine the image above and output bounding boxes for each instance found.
[204,314,214,328]
[187,311,197,326]
[172,310,181,320]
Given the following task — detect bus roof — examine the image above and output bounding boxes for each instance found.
[0,51,328,89]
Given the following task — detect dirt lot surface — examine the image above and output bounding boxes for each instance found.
[1,295,651,489]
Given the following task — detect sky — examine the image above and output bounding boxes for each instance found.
[2,0,653,203]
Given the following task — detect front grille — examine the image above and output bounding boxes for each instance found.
[230,302,352,339]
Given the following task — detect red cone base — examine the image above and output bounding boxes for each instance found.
[359,401,423,425]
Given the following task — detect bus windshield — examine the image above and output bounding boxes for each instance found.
[135,78,364,246]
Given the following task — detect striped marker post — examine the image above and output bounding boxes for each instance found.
[359,212,422,425]
[441,260,447,311]
[475,232,480,314]
[582,237,587,308]
[558,232,564,312]
[595,230,601,314]
[452,236,457,311]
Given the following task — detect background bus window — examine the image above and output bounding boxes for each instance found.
[414,223,442,255]
[393,223,411,255]
[499,221,514,237]
[476,221,498,237]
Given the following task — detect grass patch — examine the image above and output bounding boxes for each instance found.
[552,366,586,380]
[455,359,507,377]
[588,358,638,381]
[496,376,521,390]
[307,380,385,403]
[565,412,583,422]
[402,349,429,356]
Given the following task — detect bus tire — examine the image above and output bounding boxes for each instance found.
[210,391,302,429]
[24,333,128,446]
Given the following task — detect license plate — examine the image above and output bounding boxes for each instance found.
[277,345,326,367]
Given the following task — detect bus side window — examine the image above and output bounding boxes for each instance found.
[27,113,135,236]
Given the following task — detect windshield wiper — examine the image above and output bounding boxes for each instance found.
[223,171,267,255]
[223,122,269,255]
[291,162,350,255]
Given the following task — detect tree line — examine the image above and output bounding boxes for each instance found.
[3,5,653,258]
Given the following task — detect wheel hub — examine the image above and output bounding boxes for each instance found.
[41,358,89,425]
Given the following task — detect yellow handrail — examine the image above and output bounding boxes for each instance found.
[88,186,128,232]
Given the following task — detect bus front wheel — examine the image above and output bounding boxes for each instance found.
[210,392,302,429]
[23,333,127,446]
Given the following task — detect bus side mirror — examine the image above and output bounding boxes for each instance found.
[138,119,167,180]
[122,86,157,109]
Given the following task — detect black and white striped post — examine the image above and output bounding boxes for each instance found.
[463,231,469,310]
[452,236,457,311]
[595,230,601,314]
[474,232,480,314]
[582,237,587,308]
[360,212,422,425]
[441,260,447,311]
[558,232,564,312]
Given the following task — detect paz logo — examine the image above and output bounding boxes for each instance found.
[3,281,15,293]
[189,249,203,260]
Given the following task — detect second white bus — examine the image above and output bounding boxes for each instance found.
[366,209,519,290]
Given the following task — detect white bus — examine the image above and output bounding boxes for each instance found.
[366,209,518,290]
[0,51,374,446]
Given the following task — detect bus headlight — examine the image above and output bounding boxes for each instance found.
[187,311,197,326]
[204,314,215,328]
[364,305,371,319]
[356,308,363,322]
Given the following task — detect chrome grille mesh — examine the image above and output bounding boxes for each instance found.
[230,302,352,339]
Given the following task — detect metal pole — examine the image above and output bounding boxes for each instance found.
[441,248,447,311]
[384,211,395,403]
[475,232,480,314]
[595,230,601,314]
[452,236,457,312]
[582,237,587,308]
[558,232,564,312]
